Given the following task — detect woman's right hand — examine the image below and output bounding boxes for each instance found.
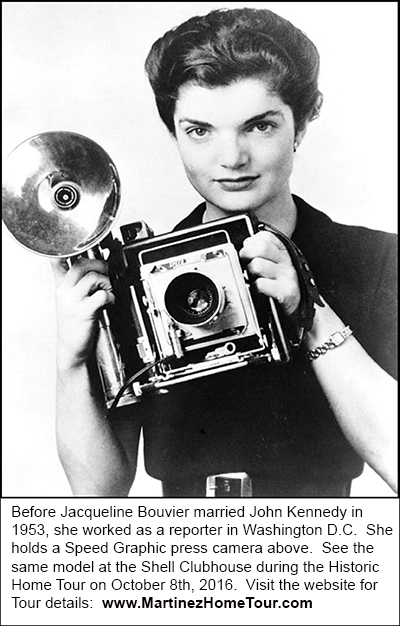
[50,258,115,371]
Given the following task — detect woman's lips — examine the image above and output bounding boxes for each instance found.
[215,176,259,191]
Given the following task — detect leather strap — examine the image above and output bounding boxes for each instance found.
[256,221,324,347]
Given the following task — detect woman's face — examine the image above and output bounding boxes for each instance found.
[173,78,298,221]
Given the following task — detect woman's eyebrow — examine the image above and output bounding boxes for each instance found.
[177,109,284,127]
[177,117,213,127]
[244,109,284,125]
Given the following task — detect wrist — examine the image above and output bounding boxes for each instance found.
[304,301,353,360]
[56,357,105,408]
[56,358,90,382]
[306,326,353,360]
[304,299,344,347]
[56,340,95,375]
[56,343,94,375]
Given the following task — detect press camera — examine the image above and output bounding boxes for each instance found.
[102,213,291,403]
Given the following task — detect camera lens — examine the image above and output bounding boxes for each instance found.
[164,272,223,326]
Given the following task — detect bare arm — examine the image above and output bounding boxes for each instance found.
[51,258,140,496]
[304,301,397,492]
[240,231,397,492]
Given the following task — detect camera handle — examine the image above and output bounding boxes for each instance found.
[72,247,140,408]
[96,307,140,408]
[256,222,324,346]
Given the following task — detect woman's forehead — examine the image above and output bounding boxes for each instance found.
[174,78,290,125]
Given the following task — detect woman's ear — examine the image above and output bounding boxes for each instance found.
[294,124,308,151]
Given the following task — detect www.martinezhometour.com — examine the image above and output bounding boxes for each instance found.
[101,596,313,609]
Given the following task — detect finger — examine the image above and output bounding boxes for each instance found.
[246,257,279,280]
[50,258,70,285]
[252,276,300,316]
[240,232,287,264]
[252,276,281,300]
[73,271,114,301]
[82,288,116,317]
[62,258,110,289]
[254,230,288,251]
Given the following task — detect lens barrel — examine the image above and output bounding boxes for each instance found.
[164,272,223,326]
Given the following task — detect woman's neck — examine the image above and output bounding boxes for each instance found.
[203,192,297,238]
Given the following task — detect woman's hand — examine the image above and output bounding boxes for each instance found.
[50,258,115,370]
[239,230,301,317]
[51,257,139,496]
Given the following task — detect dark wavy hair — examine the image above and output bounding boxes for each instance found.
[145,7,323,136]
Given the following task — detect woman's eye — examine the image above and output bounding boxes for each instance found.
[250,121,275,133]
[187,127,209,138]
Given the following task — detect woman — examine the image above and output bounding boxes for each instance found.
[51,7,397,497]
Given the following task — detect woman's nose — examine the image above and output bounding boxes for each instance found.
[218,134,249,169]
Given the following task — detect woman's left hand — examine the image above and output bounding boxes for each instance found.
[239,230,301,318]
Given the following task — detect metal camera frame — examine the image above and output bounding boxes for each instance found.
[103,213,291,403]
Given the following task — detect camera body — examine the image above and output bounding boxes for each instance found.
[105,213,291,401]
